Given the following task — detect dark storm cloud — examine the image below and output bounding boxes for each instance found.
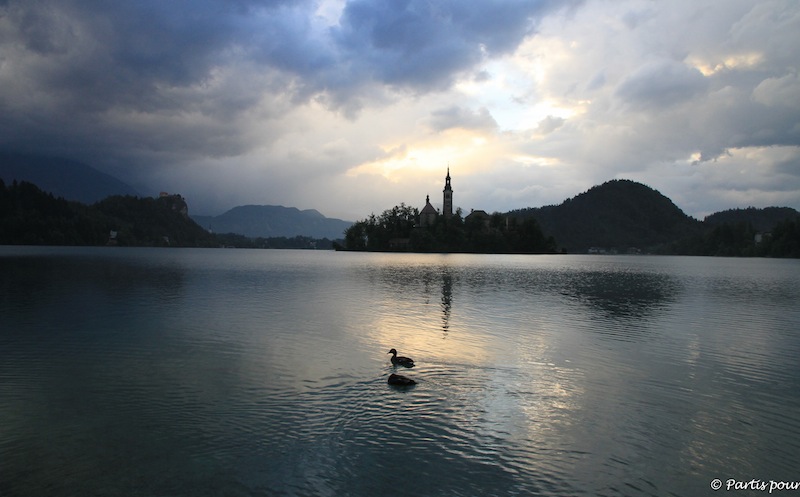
[1,0,310,111]
[0,0,312,163]
[333,0,575,92]
[2,0,578,104]
[0,0,576,164]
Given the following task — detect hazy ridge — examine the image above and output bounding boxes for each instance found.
[192,205,353,240]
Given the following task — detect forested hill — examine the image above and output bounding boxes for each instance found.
[510,179,799,256]
[0,179,216,247]
[512,179,702,253]
[704,207,799,231]
[0,151,139,203]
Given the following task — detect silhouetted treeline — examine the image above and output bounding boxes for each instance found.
[1,180,343,249]
[0,179,216,247]
[670,218,800,257]
[4,178,797,256]
[343,203,558,253]
[703,207,799,232]
[761,218,800,257]
[214,232,338,249]
[1,179,96,245]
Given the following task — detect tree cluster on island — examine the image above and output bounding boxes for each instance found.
[342,203,558,253]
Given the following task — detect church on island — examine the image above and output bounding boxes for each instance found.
[419,167,453,227]
[345,165,553,253]
[418,168,488,228]
[381,167,493,249]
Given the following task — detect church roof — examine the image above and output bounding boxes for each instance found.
[420,195,437,214]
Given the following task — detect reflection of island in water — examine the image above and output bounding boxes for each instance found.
[380,260,681,341]
[419,265,454,336]
[440,268,453,334]
[559,269,682,339]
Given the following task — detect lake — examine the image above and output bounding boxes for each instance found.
[1,246,799,496]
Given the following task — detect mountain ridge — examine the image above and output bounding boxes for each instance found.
[0,151,139,204]
[192,204,353,240]
[0,152,353,240]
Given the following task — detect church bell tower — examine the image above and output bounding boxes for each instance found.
[442,167,453,219]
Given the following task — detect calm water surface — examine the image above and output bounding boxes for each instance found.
[1,247,799,496]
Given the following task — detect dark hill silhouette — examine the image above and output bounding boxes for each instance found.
[511,179,703,253]
[0,151,139,204]
[0,151,351,240]
[192,205,352,240]
[0,180,215,247]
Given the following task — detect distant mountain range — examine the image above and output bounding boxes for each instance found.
[0,151,139,204]
[192,206,353,240]
[0,152,353,240]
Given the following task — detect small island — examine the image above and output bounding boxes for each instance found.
[341,169,559,254]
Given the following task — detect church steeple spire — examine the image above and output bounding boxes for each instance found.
[442,166,453,219]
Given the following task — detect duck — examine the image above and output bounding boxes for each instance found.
[387,348,415,368]
[388,373,416,386]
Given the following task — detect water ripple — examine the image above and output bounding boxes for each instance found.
[2,249,800,496]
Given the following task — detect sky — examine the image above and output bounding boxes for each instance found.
[1,0,799,221]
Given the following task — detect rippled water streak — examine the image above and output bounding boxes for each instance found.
[1,247,799,496]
